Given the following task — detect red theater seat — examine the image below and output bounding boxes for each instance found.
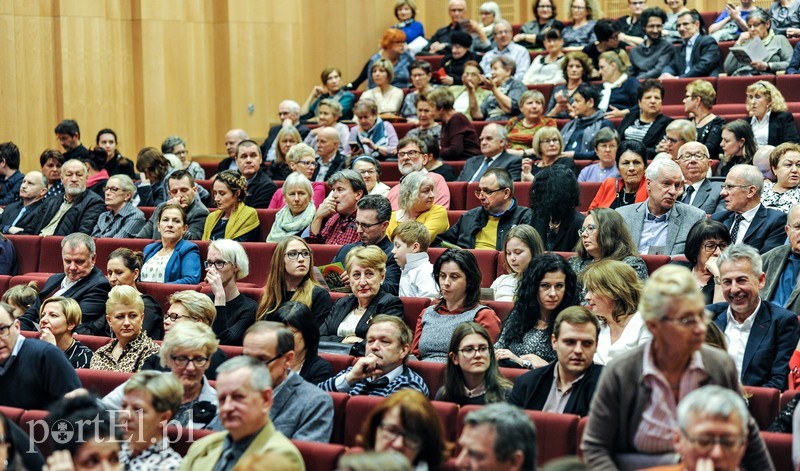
[38,236,65,273]
[343,395,384,446]
[320,353,356,376]
[9,274,52,289]
[428,248,498,288]
[328,392,350,445]
[447,181,469,210]
[780,389,800,409]
[95,238,150,268]
[309,244,343,265]
[401,296,433,331]
[407,360,446,397]
[484,300,514,323]
[19,409,51,456]
[74,334,113,351]
[217,344,243,357]
[762,431,793,471]
[777,74,800,102]
[5,235,41,275]
[292,440,347,471]
[198,161,219,179]
[640,254,671,275]
[500,366,529,383]
[255,209,279,240]
[138,282,201,312]
[576,416,590,458]
[579,182,602,212]
[77,369,133,396]
[744,386,780,430]
[380,162,402,181]
[167,425,216,457]
[447,210,466,227]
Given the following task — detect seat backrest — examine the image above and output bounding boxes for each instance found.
[483,300,514,323]
[431,400,460,443]
[343,395,385,447]
[292,439,348,471]
[761,431,793,471]
[74,334,114,351]
[19,409,51,456]
[95,238,150,269]
[167,425,216,457]
[578,182,602,212]
[138,282,201,312]
[407,360,446,398]
[576,416,590,458]
[77,369,133,396]
[328,391,350,445]
[744,386,780,430]
[38,236,65,273]
[5,235,41,275]
[309,244,343,265]
[428,248,498,288]
[499,366,529,384]
[776,74,800,102]
[400,296,432,331]
[640,254,671,275]
[320,353,356,376]
[447,181,469,211]
[237,242,276,286]
[218,344,243,357]
[255,209,279,241]
[447,210,466,227]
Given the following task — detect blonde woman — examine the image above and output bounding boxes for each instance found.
[39,296,93,368]
[269,143,327,209]
[266,126,301,181]
[745,80,800,146]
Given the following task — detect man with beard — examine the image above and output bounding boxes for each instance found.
[386,137,450,210]
[36,159,105,236]
[628,8,676,79]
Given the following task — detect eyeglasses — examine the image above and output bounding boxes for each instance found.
[397,150,421,158]
[538,4,553,8]
[721,184,751,191]
[174,150,188,157]
[171,355,209,368]
[355,221,384,229]
[286,250,312,260]
[677,152,709,161]
[747,21,765,29]
[571,5,586,9]
[296,160,317,167]
[459,345,490,356]
[204,260,229,270]
[104,186,124,193]
[541,137,560,145]
[0,322,14,337]
[377,423,422,450]
[474,187,508,197]
[164,313,193,323]
[702,241,729,253]
[661,312,709,327]
[357,169,377,176]
[260,351,286,366]
[680,429,746,452]
[664,137,680,144]
[578,224,597,236]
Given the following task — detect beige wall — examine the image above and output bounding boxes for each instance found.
[1,0,728,171]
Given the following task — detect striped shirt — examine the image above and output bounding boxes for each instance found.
[318,365,430,398]
[92,202,147,239]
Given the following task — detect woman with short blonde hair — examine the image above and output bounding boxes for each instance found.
[745,80,799,147]
[39,296,93,368]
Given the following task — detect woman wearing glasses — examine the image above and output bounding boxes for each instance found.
[723,8,792,77]
[520,126,577,181]
[321,246,403,356]
[412,249,501,363]
[359,389,447,471]
[515,0,563,49]
[141,204,202,284]
[204,239,257,346]
[107,248,163,340]
[268,143,326,210]
[386,170,449,241]
[761,142,800,213]
[258,236,332,328]
[352,156,391,197]
[91,174,146,239]
[568,208,648,280]
[680,220,731,305]
[580,260,650,365]
[103,321,220,430]
[437,322,512,405]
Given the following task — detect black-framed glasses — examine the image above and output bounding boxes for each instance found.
[260,351,286,367]
[104,186,124,193]
[285,250,312,260]
[474,187,508,197]
[377,423,422,450]
[578,224,597,236]
[680,429,746,452]
[0,322,13,337]
[677,153,709,161]
[702,241,728,253]
[164,313,193,323]
[171,355,209,368]
[397,150,421,158]
[459,345,490,356]
[355,221,383,229]
[204,260,229,270]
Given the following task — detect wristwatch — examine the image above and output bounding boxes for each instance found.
[521,360,533,369]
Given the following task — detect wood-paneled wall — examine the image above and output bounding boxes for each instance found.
[0,0,732,171]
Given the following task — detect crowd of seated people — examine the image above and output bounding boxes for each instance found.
[13,0,800,468]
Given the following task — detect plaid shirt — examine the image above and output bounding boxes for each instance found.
[306,210,360,245]
[318,365,430,398]
[92,202,147,239]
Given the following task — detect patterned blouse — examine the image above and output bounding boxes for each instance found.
[90,332,160,373]
[495,325,556,363]
[761,181,800,214]
[120,437,182,471]
[140,253,170,283]
[65,339,93,369]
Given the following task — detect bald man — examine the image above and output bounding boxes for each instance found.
[260,100,311,163]
[217,129,249,174]
[312,126,347,182]
[0,171,48,235]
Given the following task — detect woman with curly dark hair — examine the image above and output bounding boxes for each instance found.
[202,170,259,242]
[495,253,579,369]
[529,165,585,252]
[436,322,512,405]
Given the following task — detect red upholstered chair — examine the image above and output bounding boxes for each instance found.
[500,366,529,384]
[37,236,65,273]
[407,360,446,397]
[73,334,114,351]
[716,75,771,105]
[392,123,416,140]
[379,162,401,181]
[447,181,469,210]
[640,254,671,275]
[576,416,590,458]
[428,248,498,288]
[139,206,156,221]
[77,369,134,396]
[138,282,201,312]
[418,55,444,71]
[309,244,343,265]
[5,235,41,275]
[471,121,490,138]
[217,344,243,357]
[255,209,279,240]
[292,440,348,471]
[19,409,51,456]
[343,395,385,446]
[94,238,150,269]
[662,77,716,106]
[236,242,276,286]
[777,74,800,102]
[167,425,216,457]
[328,392,350,445]
[195,179,213,194]
[526,84,554,105]
[320,353,356,377]
[447,210,466,227]
[9,273,51,289]
[744,386,781,430]
[484,300,514,323]
[449,161,466,179]
[400,296,432,331]
[578,182,602,212]
[0,275,12,293]
[761,431,793,471]
[431,400,460,442]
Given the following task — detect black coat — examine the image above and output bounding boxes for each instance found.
[1,199,45,234]
[531,210,585,252]
[244,169,278,209]
[320,289,404,356]
[438,200,533,250]
[300,355,333,384]
[618,110,673,160]
[767,111,800,146]
[34,190,106,236]
[508,361,604,416]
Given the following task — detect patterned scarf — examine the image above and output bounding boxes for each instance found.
[266,202,316,242]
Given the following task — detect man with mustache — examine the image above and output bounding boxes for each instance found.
[616,159,705,255]
[35,159,105,236]
[508,307,603,416]
[318,315,428,397]
[386,137,450,210]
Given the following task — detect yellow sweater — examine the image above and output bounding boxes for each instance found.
[386,204,450,241]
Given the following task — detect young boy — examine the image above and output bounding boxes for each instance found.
[391,220,439,298]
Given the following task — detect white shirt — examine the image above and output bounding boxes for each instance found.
[490,273,518,302]
[732,204,761,244]
[594,312,653,365]
[724,300,760,378]
[751,111,771,147]
[399,252,439,298]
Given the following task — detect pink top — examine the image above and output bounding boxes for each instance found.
[386,171,451,210]
[268,181,327,209]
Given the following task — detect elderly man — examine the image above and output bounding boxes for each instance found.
[1,171,47,234]
[54,119,90,161]
[581,265,773,470]
[712,164,787,254]
[19,233,111,335]
[319,315,429,397]
[439,168,532,250]
[136,170,209,240]
[235,322,333,443]
[509,307,603,416]
[423,0,471,55]
[181,356,305,470]
[260,100,310,163]
[616,159,706,255]
[656,120,696,160]
[458,124,522,182]
[35,159,105,236]
[306,169,366,245]
[312,126,347,183]
[387,137,451,209]
[677,141,725,215]
[707,244,799,389]
[333,195,401,295]
[453,403,537,471]
[660,10,721,78]
[629,8,677,79]
[762,204,800,314]
[218,129,249,173]
[236,140,277,209]
[479,21,531,81]
[0,303,80,410]
[0,142,23,206]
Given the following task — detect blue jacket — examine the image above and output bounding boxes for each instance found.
[143,239,201,284]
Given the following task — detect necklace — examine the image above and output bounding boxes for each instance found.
[694,111,712,126]
[549,218,561,232]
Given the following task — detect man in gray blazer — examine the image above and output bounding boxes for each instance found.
[239,321,333,443]
[676,141,725,215]
[616,159,706,255]
[457,123,522,182]
[761,203,800,314]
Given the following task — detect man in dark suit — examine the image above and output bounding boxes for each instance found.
[508,307,603,416]
[616,159,706,255]
[136,170,209,240]
[236,140,277,209]
[311,126,347,183]
[217,128,249,174]
[660,10,721,78]
[0,170,47,234]
[239,322,333,443]
[707,244,799,390]
[761,204,800,314]
[259,101,310,163]
[34,159,105,236]
[19,233,111,335]
[457,123,522,182]
[712,164,787,254]
[676,141,725,215]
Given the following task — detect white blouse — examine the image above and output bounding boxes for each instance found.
[594,312,652,365]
